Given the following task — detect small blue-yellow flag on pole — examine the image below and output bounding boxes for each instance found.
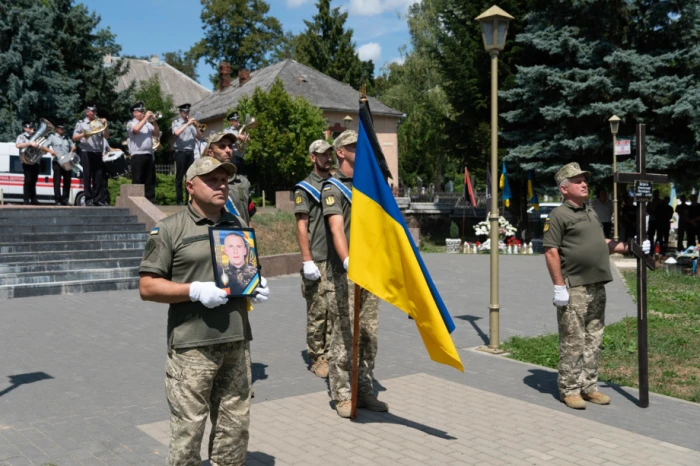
[500,162,512,208]
[528,170,539,211]
[348,107,463,372]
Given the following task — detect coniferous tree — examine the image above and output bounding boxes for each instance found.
[0,0,131,141]
[295,0,374,89]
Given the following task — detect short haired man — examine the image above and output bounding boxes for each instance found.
[15,121,40,205]
[171,103,202,205]
[295,140,334,378]
[73,104,109,206]
[43,124,75,206]
[127,101,159,203]
[322,130,387,418]
[205,132,254,224]
[219,233,259,295]
[544,163,650,410]
[139,157,269,465]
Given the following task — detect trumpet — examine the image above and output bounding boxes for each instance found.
[197,122,207,132]
[236,115,257,151]
[148,111,162,123]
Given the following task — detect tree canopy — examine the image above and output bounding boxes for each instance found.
[232,79,328,193]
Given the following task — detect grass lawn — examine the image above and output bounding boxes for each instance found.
[501,271,700,402]
[252,210,300,256]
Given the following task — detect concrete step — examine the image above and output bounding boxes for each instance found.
[2,223,146,234]
[0,207,130,218]
[0,276,140,299]
[0,215,139,226]
[0,248,143,263]
[1,231,149,245]
[0,267,139,286]
[0,239,147,255]
[0,257,142,274]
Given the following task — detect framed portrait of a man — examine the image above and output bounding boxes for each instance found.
[208,227,261,297]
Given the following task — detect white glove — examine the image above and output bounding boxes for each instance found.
[642,239,651,254]
[302,261,321,280]
[343,257,349,271]
[190,281,228,309]
[553,285,569,307]
[251,277,269,304]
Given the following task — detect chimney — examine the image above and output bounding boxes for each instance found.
[238,69,251,87]
[150,54,159,65]
[219,61,232,91]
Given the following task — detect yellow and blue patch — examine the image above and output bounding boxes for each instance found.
[150,227,159,236]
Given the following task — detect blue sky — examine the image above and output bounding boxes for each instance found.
[80,0,414,90]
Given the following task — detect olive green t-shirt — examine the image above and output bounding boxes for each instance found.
[139,204,252,349]
[321,170,352,272]
[543,200,613,287]
[294,171,329,262]
[228,174,251,225]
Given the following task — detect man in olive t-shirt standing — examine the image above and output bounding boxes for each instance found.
[544,163,650,410]
[295,140,333,378]
[139,157,270,466]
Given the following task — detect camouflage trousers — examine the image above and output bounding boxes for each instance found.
[301,260,333,363]
[165,341,251,466]
[557,283,606,397]
[328,272,380,402]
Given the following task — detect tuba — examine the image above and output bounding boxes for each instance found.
[20,118,54,165]
[83,118,106,139]
[236,115,257,151]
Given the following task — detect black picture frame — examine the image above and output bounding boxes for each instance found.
[208,226,261,297]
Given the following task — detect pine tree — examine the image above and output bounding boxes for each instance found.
[0,0,131,142]
[295,0,373,89]
[501,0,700,185]
[195,0,283,77]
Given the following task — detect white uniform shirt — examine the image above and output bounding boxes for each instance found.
[46,133,72,158]
[126,118,154,155]
[593,198,614,224]
[171,118,197,151]
[74,118,106,152]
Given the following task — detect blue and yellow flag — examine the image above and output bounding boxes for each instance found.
[499,162,511,208]
[527,171,539,211]
[348,110,463,372]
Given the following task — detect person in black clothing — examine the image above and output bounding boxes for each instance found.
[656,197,674,255]
[621,196,637,242]
[688,194,700,247]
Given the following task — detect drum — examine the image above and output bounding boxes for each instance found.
[103,150,129,178]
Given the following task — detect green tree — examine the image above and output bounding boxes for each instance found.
[295,0,373,89]
[501,0,700,186]
[232,79,327,193]
[133,76,176,161]
[0,0,131,141]
[271,31,299,62]
[194,0,283,78]
[164,49,199,81]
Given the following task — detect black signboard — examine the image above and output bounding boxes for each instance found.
[633,180,653,200]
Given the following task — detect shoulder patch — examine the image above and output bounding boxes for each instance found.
[295,193,303,205]
[150,227,159,235]
[543,216,550,233]
[325,195,336,206]
[143,238,157,261]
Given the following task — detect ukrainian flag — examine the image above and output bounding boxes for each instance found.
[528,171,539,211]
[348,111,464,372]
[499,162,511,208]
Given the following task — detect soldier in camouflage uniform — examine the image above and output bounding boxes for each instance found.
[544,162,650,410]
[322,130,388,418]
[139,157,270,466]
[295,140,334,378]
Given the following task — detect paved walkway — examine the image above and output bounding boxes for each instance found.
[1,255,699,465]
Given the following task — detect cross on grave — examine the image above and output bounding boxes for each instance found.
[613,123,668,408]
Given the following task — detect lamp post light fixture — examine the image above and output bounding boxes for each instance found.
[609,115,621,241]
[476,5,513,352]
[343,115,353,129]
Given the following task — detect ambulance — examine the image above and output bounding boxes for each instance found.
[0,142,86,205]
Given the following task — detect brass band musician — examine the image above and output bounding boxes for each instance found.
[127,101,159,203]
[73,103,109,206]
[15,121,40,205]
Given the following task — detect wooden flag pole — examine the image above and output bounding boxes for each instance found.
[350,283,361,419]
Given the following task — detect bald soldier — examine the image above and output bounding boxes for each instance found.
[139,157,270,466]
[544,163,650,410]
[295,139,334,378]
[322,130,388,418]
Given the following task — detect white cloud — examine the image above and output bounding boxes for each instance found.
[286,0,313,7]
[357,42,382,63]
[348,0,418,16]
[389,56,405,65]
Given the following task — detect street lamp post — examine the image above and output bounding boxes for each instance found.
[344,115,353,129]
[609,115,621,241]
[476,5,513,351]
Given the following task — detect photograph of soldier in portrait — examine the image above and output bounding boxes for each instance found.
[209,228,261,297]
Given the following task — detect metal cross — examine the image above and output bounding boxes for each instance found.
[613,124,668,408]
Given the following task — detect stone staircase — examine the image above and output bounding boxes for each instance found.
[0,207,148,299]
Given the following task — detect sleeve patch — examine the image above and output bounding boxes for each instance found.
[543,216,550,233]
[325,195,336,206]
[150,227,159,235]
[143,238,158,261]
[295,191,303,205]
